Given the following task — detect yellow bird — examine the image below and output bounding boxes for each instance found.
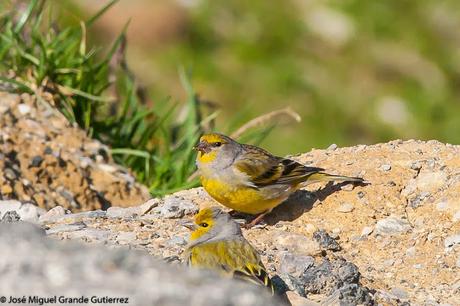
[183,207,274,293]
[194,133,364,227]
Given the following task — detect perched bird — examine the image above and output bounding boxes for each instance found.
[195,133,364,227]
[183,207,274,293]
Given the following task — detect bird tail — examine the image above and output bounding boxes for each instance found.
[307,172,365,184]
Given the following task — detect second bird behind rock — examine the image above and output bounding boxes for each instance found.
[194,133,365,227]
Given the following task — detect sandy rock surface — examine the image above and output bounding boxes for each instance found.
[4,139,457,305]
[0,93,149,211]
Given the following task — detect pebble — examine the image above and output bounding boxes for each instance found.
[381,164,392,171]
[152,196,197,219]
[65,228,111,242]
[375,216,411,235]
[405,246,416,257]
[39,206,67,223]
[444,234,460,248]
[17,103,31,115]
[4,168,17,180]
[0,200,22,219]
[108,199,158,219]
[435,201,448,211]
[313,230,341,251]
[30,155,44,168]
[46,222,87,235]
[327,143,338,151]
[279,252,315,278]
[1,211,21,223]
[361,226,373,237]
[390,287,408,300]
[337,203,354,213]
[17,203,46,223]
[413,264,423,269]
[453,211,460,222]
[274,232,321,256]
[165,236,187,247]
[1,185,13,194]
[116,231,137,244]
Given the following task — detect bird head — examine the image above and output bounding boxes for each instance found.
[194,133,241,169]
[183,207,241,246]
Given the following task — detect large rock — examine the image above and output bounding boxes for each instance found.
[0,222,278,306]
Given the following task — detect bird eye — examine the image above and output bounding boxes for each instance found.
[213,142,222,147]
[200,222,209,227]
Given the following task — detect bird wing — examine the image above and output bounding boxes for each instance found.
[234,145,324,188]
[187,239,274,294]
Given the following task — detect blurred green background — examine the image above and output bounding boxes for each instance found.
[10,0,460,155]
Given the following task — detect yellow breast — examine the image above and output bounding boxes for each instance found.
[200,176,285,214]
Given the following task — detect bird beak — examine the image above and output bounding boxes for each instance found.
[180,220,197,231]
[194,141,210,154]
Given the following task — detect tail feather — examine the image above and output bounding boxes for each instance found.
[308,172,364,184]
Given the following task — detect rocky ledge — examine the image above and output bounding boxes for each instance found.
[2,139,459,305]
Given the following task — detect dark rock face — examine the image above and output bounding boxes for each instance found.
[313,229,341,251]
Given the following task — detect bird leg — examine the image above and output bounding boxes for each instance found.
[242,210,271,229]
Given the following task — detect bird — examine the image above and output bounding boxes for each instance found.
[194,133,365,227]
[183,207,274,293]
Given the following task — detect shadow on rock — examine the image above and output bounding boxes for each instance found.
[266,181,364,225]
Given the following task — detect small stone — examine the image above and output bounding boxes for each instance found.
[46,222,87,235]
[279,252,315,278]
[274,232,321,256]
[30,156,44,168]
[165,236,187,247]
[413,264,423,269]
[453,211,460,222]
[17,103,31,115]
[444,234,460,248]
[381,164,391,171]
[410,161,422,170]
[391,287,408,300]
[116,231,137,244]
[405,246,416,257]
[435,200,448,211]
[327,143,338,151]
[304,223,318,234]
[17,203,45,223]
[313,230,341,251]
[0,200,22,219]
[4,168,17,180]
[383,259,394,267]
[39,206,67,223]
[1,211,21,223]
[337,203,354,213]
[153,196,197,219]
[361,226,373,237]
[375,216,411,235]
[66,228,111,242]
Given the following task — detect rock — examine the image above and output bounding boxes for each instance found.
[375,216,411,235]
[108,199,158,218]
[115,231,137,244]
[274,232,321,256]
[65,228,112,242]
[391,287,408,300]
[1,211,20,223]
[285,291,320,306]
[313,230,341,251]
[435,200,449,211]
[30,155,43,167]
[405,246,416,257]
[337,203,354,213]
[152,196,198,219]
[453,211,460,222]
[380,164,392,171]
[296,257,373,305]
[361,226,373,237]
[444,234,460,248]
[16,203,45,222]
[46,222,87,235]
[17,103,31,115]
[0,222,277,306]
[327,143,338,151]
[279,252,315,278]
[39,206,67,223]
[0,200,22,219]
[165,235,187,247]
